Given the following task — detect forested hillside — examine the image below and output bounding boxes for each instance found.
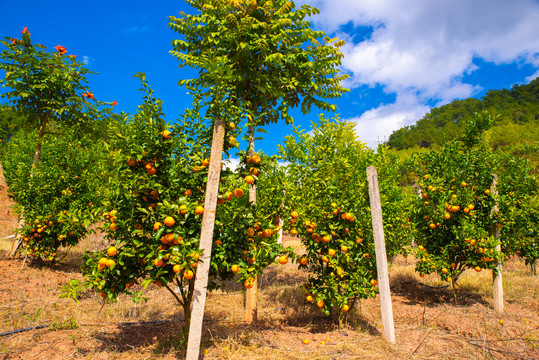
[386,77,539,151]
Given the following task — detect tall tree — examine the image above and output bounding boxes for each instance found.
[168,0,349,357]
[0,28,112,255]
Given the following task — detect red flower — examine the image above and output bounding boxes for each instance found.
[54,45,67,55]
[22,27,30,35]
[82,91,95,100]
[69,54,77,60]
[111,100,118,107]
[11,39,19,45]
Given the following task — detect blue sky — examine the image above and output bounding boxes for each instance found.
[1,0,539,154]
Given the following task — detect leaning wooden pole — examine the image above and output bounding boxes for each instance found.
[490,174,504,313]
[244,125,258,323]
[186,119,226,360]
[366,166,396,344]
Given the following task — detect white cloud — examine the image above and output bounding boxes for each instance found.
[223,157,241,170]
[350,94,430,148]
[297,0,539,146]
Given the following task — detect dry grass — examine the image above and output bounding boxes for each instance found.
[1,236,538,359]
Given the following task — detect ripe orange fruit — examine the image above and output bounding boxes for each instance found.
[201,158,210,166]
[341,245,348,252]
[316,299,324,308]
[153,222,162,231]
[450,263,456,269]
[291,211,299,219]
[184,270,194,280]
[146,166,157,175]
[278,255,288,265]
[98,257,108,266]
[231,264,240,273]
[154,258,164,267]
[328,249,336,256]
[251,155,261,165]
[109,223,118,231]
[225,191,234,201]
[322,255,329,263]
[322,235,331,242]
[484,189,490,195]
[228,121,235,129]
[303,339,309,345]
[162,130,171,139]
[306,295,313,302]
[290,228,298,235]
[441,268,448,274]
[244,278,254,289]
[429,223,436,229]
[444,213,450,220]
[461,181,467,187]
[342,304,350,312]
[370,279,378,286]
[363,253,370,259]
[245,175,255,185]
[128,159,136,167]
[234,188,244,198]
[195,206,204,215]
[468,204,474,210]
[475,266,481,272]
[184,189,192,196]
[299,257,308,266]
[164,216,175,227]
[173,264,182,273]
[355,238,362,244]
[106,259,116,268]
[107,247,117,257]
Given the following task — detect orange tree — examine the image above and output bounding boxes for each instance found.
[2,125,103,262]
[497,155,539,273]
[412,114,508,287]
[67,75,290,345]
[279,116,413,326]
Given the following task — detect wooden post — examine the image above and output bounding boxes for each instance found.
[366,166,395,344]
[186,119,226,360]
[490,174,504,313]
[277,218,284,245]
[244,125,258,323]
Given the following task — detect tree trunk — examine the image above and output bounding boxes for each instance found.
[244,125,258,324]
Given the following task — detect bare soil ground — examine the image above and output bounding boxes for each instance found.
[0,165,538,360]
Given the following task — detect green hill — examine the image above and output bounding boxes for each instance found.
[386,78,539,151]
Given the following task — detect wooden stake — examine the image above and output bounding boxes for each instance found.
[244,125,258,323]
[490,174,504,313]
[186,119,226,360]
[366,166,396,344]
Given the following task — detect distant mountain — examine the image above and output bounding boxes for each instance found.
[386,78,539,150]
